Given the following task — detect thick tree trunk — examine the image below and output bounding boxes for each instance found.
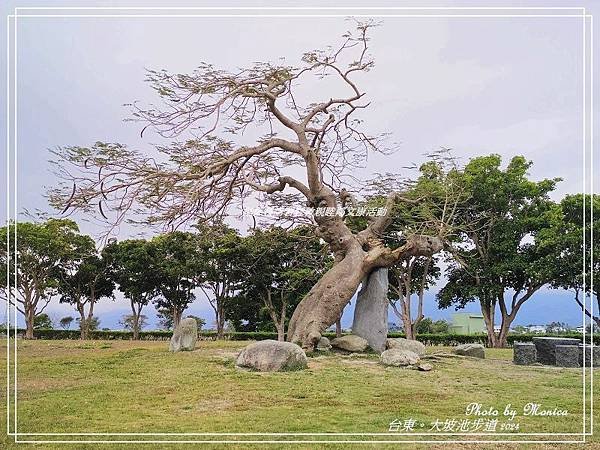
[79,314,88,340]
[481,301,496,347]
[131,301,142,340]
[335,318,342,337]
[216,301,225,339]
[276,323,285,342]
[172,307,182,329]
[481,300,516,348]
[401,296,414,340]
[287,248,368,350]
[132,314,140,340]
[25,306,35,340]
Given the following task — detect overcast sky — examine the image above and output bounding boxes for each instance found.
[2,1,598,329]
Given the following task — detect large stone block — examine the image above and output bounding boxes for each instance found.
[169,317,198,352]
[579,345,600,367]
[513,342,537,365]
[352,268,389,353]
[235,340,307,372]
[532,337,580,365]
[555,345,580,367]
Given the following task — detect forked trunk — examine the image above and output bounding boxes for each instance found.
[131,301,142,340]
[287,248,368,350]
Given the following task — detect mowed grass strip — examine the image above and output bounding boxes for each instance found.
[0,339,595,449]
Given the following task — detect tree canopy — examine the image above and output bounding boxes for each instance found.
[438,155,562,347]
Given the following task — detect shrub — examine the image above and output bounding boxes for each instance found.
[0,327,597,346]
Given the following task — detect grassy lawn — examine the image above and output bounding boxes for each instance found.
[0,339,597,449]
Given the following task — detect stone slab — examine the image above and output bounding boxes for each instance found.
[352,268,389,353]
[532,337,580,365]
[555,345,580,367]
[513,342,537,365]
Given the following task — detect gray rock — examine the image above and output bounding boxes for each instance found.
[386,337,426,356]
[513,342,537,365]
[532,337,580,365]
[579,345,600,367]
[454,343,485,359]
[416,362,433,371]
[555,345,580,367]
[352,268,389,353]
[316,336,332,351]
[169,318,198,352]
[235,340,307,372]
[380,348,420,367]
[331,334,369,352]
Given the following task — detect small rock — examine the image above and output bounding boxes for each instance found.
[316,336,332,351]
[417,363,433,371]
[380,348,420,367]
[169,318,198,352]
[331,334,369,352]
[454,343,485,359]
[386,337,426,356]
[235,340,307,372]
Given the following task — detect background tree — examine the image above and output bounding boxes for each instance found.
[0,219,84,339]
[59,316,74,330]
[438,155,561,347]
[76,316,100,333]
[119,314,149,332]
[151,232,197,329]
[549,194,600,326]
[103,239,159,339]
[195,224,246,339]
[185,315,206,331]
[545,321,570,334]
[415,318,449,334]
[57,236,115,340]
[156,308,174,330]
[238,226,331,341]
[388,256,441,340]
[33,313,54,330]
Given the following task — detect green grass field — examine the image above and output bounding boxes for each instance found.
[0,339,597,449]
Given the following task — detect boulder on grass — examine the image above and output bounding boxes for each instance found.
[380,349,420,367]
[386,338,426,356]
[331,335,369,352]
[235,340,307,372]
[169,318,198,352]
[454,343,485,359]
[316,336,332,351]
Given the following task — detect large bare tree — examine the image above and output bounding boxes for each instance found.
[50,22,444,350]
